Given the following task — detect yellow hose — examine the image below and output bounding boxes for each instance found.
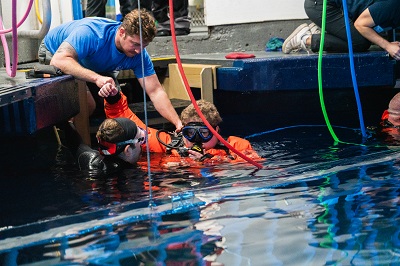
[35,0,43,24]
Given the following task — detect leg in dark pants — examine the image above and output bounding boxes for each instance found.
[153,0,190,36]
[304,0,371,53]
[86,0,153,19]
[120,0,153,17]
[86,0,107,17]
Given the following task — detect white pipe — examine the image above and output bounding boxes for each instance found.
[17,0,51,38]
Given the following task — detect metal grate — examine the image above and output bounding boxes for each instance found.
[189,5,207,32]
[189,6,205,27]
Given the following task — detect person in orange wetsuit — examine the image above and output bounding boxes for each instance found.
[99,86,261,164]
[379,92,400,144]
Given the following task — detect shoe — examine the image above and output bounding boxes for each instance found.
[282,23,311,54]
[309,22,321,35]
[175,28,190,36]
[156,30,171,37]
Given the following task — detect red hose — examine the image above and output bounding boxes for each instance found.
[167,0,263,169]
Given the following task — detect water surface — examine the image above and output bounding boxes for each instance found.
[1,124,399,265]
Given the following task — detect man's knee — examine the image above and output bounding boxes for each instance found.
[38,40,53,65]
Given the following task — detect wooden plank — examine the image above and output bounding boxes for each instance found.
[166,64,190,101]
[73,80,91,146]
[165,63,220,103]
[200,68,214,103]
[178,63,220,89]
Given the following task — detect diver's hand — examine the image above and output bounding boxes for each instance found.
[98,83,118,97]
[187,149,204,160]
[187,143,204,160]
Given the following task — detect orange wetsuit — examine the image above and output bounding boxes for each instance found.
[379,109,400,144]
[104,92,262,163]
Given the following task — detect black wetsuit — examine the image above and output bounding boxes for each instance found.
[60,122,132,173]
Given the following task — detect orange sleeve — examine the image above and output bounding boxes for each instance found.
[104,92,147,129]
[146,127,170,153]
[205,136,262,163]
[104,92,169,153]
[226,136,261,160]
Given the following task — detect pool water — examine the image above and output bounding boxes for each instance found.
[1,120,400,265]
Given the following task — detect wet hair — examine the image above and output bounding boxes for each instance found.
[120,8,157,43]
[180,100,223,128]
[96,118,137,144]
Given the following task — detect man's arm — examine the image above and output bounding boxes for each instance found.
[354,8,400,60]
[50,42,117,89]
[138,74,183,130]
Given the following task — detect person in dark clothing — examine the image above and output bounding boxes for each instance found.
[85,0,144,19]
[282,0,400,60]
[85,0,190,36]
[152,0,191,36]
[62,117,146,172]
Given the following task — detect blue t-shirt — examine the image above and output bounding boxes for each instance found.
[44,17,155,78]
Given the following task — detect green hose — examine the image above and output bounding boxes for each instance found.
[318,0,340,143]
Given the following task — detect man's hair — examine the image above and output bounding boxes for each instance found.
[180,100,223,127]
[121,8,157,43]
[96,118,125,143]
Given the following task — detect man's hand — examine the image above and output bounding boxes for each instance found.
[98,83,118,97]
[175,121,183,133]
[95,76,116,91]
[386,42,400,60]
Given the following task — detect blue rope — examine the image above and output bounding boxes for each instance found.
[244,124,360,139]
[342,0,367,138]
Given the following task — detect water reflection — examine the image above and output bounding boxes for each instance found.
[1,206,224,265]
[2,125,400,265]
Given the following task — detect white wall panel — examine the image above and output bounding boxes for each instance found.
[1,0,73,31]
[204,0,307,26]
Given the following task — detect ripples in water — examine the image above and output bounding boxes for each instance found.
[1,125,400,265]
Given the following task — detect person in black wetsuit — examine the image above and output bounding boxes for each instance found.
[61,117,146,172]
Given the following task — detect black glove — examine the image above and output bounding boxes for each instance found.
[104,91,121,104]
[26,65,63,79]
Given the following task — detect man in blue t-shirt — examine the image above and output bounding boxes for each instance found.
[282,0,400,60]
[38,9,183,130]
